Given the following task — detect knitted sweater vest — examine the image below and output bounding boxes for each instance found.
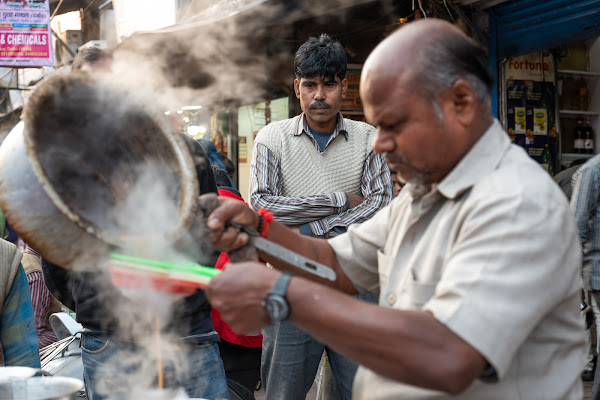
[0,239,22,365]
[255,115,376,197]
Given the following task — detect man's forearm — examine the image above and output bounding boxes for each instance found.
[250,191,348,226]
[287,277,487,394]
[257,218,357,293]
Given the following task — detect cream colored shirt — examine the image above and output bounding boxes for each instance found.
[329,120,586,400]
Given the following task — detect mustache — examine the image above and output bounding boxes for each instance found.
[309,101,331,109]
[382,152,407,165]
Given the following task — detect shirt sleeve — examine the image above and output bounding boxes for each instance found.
[26,271,58,348]
[1,265,41,367]
[308,151,393,237]
[249,143,349,225]
[328,203,392,293]
[424,186,582,380]
[570,165,599,246]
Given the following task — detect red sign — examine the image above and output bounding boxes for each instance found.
[0,0,53,66]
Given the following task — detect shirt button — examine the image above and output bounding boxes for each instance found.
[387,293,397,305]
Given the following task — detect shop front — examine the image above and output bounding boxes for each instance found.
[485,0,600,173]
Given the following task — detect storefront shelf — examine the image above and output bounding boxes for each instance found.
[561,152,594,167]
[558,70,600,77]
[559,110,600,116]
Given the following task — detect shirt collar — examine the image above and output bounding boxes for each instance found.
[436,119,510,199]
[294,112,349,140]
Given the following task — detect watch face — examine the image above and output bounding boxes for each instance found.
[266,294,289,321]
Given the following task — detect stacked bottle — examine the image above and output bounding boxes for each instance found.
[584,119,595,154]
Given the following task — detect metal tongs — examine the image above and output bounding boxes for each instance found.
[228,221,337,281]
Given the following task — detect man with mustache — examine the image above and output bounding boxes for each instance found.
[249,34,392,399]
[206,19,585,399]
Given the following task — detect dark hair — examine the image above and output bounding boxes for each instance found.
[220,155,235,175]
[211,165,233,187]
[412,30,493,107]
[71,46,113,70]
[570,158,588,167]
[294,34,347,81]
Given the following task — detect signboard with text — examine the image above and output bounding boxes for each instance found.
[504,52,557,174]
[0,0,53,67]
[341,67,363,114]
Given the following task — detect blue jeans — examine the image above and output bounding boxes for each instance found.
[81,333,229,400]
[261,292,377,400]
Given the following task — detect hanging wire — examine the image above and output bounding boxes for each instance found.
[443,0,455,21]
[418,0,427,18]
[83,0,99,13]
[50,0,64,20]
[0,68,14,83]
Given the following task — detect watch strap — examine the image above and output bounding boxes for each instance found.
[269,272,294,299]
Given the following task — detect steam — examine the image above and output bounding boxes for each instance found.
[108,0,383,111]
[10,0,399,396]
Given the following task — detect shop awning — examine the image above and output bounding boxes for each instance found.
[489,0,600,59]
[453,0,509,10]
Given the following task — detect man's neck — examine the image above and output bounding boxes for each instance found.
[305,115,338,132]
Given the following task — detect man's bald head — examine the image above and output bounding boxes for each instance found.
[361,19,492,113]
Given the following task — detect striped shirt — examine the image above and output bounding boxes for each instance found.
[26,271,58,347]
[571,154,600,290]
[1,265,41,367]
[250,113,392,237]
[20,243,58,347]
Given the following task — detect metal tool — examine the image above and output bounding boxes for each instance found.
[228,221,337,281]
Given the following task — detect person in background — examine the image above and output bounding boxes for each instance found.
[571,153,600,395]
[554,158,588,201]
[211,165,262,400]
[249,33,392,399]
[221,155,237,188]
[39,46,229,400]
[556,157,598,382]
[0,237,40,367]
[20,243,60,348]
[199,139,231,177]
[205,19,585,399]
[70,45,112,72]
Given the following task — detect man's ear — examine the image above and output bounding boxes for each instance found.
[294,79,300,99]
[342,78,348,97]
[445,79,478,126]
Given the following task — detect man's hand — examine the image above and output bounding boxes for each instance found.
[347,194,364,208]
[206,262,279,334]
[199,193,259,254]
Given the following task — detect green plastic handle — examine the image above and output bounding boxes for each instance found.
[109,252,221,279]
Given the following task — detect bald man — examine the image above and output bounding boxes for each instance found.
[203,19,585,399]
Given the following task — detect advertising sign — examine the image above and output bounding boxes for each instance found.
[504,52,557,174]
[341,67,363,114]
[0,0,53,67]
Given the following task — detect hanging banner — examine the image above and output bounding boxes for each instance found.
[505,52,557,175]
[0,0,53,67]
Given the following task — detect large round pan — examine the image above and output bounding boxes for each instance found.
[0,72,199,269]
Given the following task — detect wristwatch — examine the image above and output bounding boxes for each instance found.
[263,272,293,322]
